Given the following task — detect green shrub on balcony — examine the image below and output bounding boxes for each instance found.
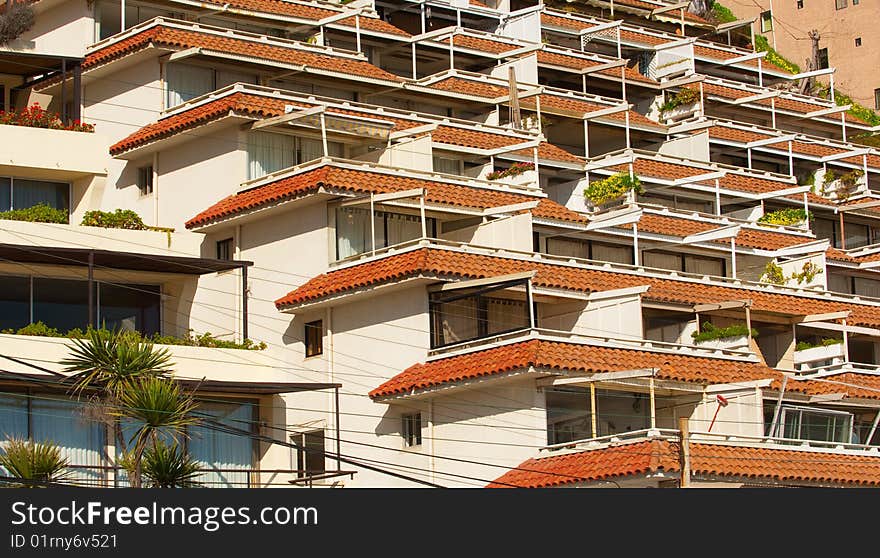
[757,208,811,226]
[692,321,758,343]
[584,172,643,205]
[659,88,700,113]
[795,338,843,351]
[0,203,69,224]
[0,323,266,350]
[760,261,786,285]
[81,209,147,230]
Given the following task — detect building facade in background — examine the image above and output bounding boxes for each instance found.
[2,0,880,488]
[724,0,880,108]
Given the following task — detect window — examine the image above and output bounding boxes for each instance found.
[875,88,880,110]
[402,413,422,447]
[546,387,652,445]
[293,430,325,478]
[246,132,343,180]
[642,251,726,277]
[429,279,530,348]
[165,62,258,108]
[188,400,257,487]
[853,0,859,4]
[0,84,5,112]
[856,37,862,47]
[835,0,847,9]
[137,165,153,196]
[0,176,69,213]
[433,156,462,175]
[0,275,161,335]
[817,48,829,70]
[335,207,433,260]
[216,238,234,261]
[760,10,772,32]
[796,0,803,8]
[305,320,323,357]
[775,405,852,443]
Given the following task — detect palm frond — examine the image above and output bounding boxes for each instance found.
[138,441,202,488]
[61,328,173,396]
[113,377,200,452]
[0,437,70,488]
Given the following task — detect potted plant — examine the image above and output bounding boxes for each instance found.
[757,208,812,228]
[691,322,758,351]
[793,338,845,369]
[584,172,643,210]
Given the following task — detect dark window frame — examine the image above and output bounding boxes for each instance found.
[294,429,325,478]
[137,165,153,196]
[304,319,323,357]
[216,238,234,261]
[402,413,422,447]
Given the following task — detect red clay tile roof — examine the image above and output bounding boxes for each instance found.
[216,0,411,36]
[110,92,578,162]
[696,83,869,125]
[536,50,657,84]
[708,125,774,144]
[541,13,592,32]
[693,43,790,74]
[630,213,813,250]
[488,438,880,487]
[784,372,880,400]
[522,95,661,128]
[369,338,779,398]
[608,159,711,181]
[273,246,880,328]
[440,34,521,55]
[186,164,587,228]
[83,25,402,82]
[425,76,509,98]
[511,142,584,165]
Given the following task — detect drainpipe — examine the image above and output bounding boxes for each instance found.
[590,382,597,438]
[679,417,690,488]
[768,375,788,438]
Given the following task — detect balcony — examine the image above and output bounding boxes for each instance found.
[0,123,108,180]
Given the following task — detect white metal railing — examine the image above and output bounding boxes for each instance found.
[425,327,757,361]
[540,427,880,455]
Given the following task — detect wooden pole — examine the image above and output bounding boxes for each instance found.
[590,382,598,438]
[679,417,690,488]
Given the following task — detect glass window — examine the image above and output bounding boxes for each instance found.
[216,238,233,261]
[429,280,529,348]
[854,277,880,298]
[875,89,880,111]
[98,283,161,336]
[642,251,681,271]
[596,389,650,437]
[546,237,589,259]
[188,401,256,488]
[835,0,847,9]
[137,166,153,196]
[294,430,325,478]
[246,131,297,179]
[31,396,105,484]
[165,63,214,108]
[335,208,428,260]
[590,241,633,264]
[11,178,68,211]
[433,156,461,175]
[304,320,322,357]
[0,393,28,441]
[828,273,852,294]
[855,37,862,47]
[546,388,590,445]
[402,413,422,447]
[684,255,725,277]
[813,218,838,247]
[780,405,852,443]
[760,10,772,31]
[0,177,9,211]
[796,0,803,8]
[0,275,30,331]
[818,48,829,70]
[32,278,90,333]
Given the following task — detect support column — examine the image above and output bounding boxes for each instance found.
[590,382,597,438]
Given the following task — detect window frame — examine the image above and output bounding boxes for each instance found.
[874,88,880,111]
[796,0,803,8]
[817,48,829,70]
[0,175,71,213]
[293,429,326,478]
[777,404,853,443]
[304,319,323,357]
[216,238,234,261]
[402,412,422,447]
[855,37,862,47]
[137,165,154,196]
[760,10,773,32]
[835,0,847,9]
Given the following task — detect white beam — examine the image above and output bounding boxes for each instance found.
[786,67,836,81]
[797,321,880,336]
[579,20,623,36]
[432,271,536,292]
[389,123,437,140]
[714,18,755,33]
[249,105,325,130]
[730,91,779,105]
[794,311,851,323]
[681,224,740,244]
[582,103,630,120]
[483,200,541,216]
[651,2,689,15]
[693,300,750,312]
[719,51,766,66]
[839,198,880,212]
[536,368,657,387]
[799,105,851,119]
[769,239,829,257]
[820,148,872,163]
[745,134,796,148]
[586,285,651,301]
[578,60,626,75]
[585,206,642,230]
[673,170,726,185]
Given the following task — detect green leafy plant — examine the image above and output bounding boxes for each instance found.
[81,209,147,230]
[584,172,643,206]
[134,440,202,488]
[817,86,880,127]
[659,88,700,113]
[485,162,535,181]
[710,2,737,23]
[0,437,70,488]
[692,321,758,343]
[0,203,68,224]
[760,261,786,285]
[753,35,800,74]
[2,321,64,337]
[757,208,812,226]
[795,338,843,351]
[791,260,823,285]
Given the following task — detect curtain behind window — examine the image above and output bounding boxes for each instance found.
[166,63,214,108]
[189,402,255,488]
[336,207,371,259]
[547,238,589,259]
[684,255,724,277]
[486,298,528,334]
[12,179,68,211]
[0,393,27,441]
[591,242,632,264]
[247,132,297,180]
[436,297,479,346]
[385,213,422,247]
[31,397,105,484]
[642,251,680,271]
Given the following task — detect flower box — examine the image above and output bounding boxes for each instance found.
[694,335,750,351]
[794,343,845,367]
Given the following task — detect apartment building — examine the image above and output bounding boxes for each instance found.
[2,0,880,488]
[723,0,880,110]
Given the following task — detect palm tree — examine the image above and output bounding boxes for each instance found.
[0,437,69,488]
[112,376,200,488]
[136,440,202,488]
